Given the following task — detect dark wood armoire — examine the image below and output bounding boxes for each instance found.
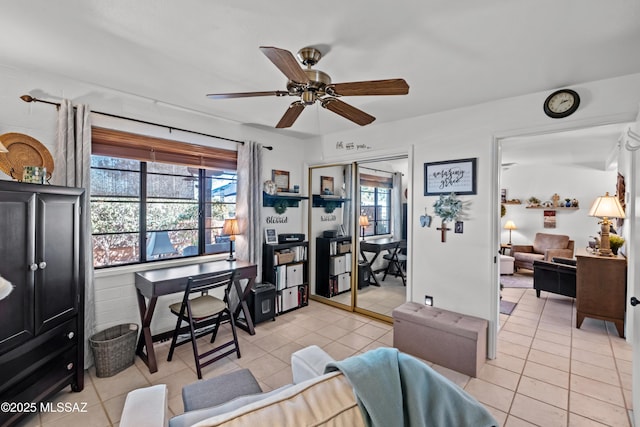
[0,181,85,426]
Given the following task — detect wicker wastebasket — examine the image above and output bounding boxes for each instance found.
[90,324,138,378]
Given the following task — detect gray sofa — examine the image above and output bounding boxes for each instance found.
[120,345,498,427]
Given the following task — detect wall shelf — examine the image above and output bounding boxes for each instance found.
[525,206,579,210]
[311,194,350,208]
[263,192,308,209]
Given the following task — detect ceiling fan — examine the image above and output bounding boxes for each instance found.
[206,46,410,128]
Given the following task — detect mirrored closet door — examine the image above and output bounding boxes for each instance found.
[308,157,409,321]
[354,159,408,318]
[308,164,354,308]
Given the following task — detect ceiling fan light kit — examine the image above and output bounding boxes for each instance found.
[207,46,409,128]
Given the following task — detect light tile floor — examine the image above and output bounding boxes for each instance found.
[332,271,406,316]
[14,288,633,426]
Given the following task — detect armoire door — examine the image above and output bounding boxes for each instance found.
[34,193,81,335]
[0,190,36,354]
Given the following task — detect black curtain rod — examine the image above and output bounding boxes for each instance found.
[360,166,401,176]
[20,95,273,150]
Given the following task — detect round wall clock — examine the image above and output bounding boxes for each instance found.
[543,89,580,118]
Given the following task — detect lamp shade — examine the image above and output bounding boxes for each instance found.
[359,215,370,227]
[146,231,177,257]
[223,218,239,236]
[588,192,626,219]
[504,220,517,230]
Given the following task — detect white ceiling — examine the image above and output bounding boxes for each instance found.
[1,1,640,139]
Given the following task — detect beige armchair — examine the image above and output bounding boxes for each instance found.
[512,233,574,271]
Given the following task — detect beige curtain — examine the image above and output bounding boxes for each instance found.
[392,172,403,240]
[236,140,263,278]
[55,100,94,368]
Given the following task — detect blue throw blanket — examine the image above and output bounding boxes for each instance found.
[325,348,497,427]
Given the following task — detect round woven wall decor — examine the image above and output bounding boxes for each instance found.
[0,133,54,180]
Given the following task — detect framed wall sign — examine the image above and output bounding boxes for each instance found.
[265,228,278,244]
[272,170,290,192]
[424,158,477,196]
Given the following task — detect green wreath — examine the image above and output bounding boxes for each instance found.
[324,201,337,213]
[273,200,288,214]
[433,192,462,222]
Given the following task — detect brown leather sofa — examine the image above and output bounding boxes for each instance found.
[511,233,574,271]
[533,258,576,298]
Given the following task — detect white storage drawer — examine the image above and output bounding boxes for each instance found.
[286,263,304,288]
[280,288,298,312]
[329,255,346,276]
[337,273,351,293]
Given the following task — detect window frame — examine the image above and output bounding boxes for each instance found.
[360,182,392,237]
[90,128,238,268]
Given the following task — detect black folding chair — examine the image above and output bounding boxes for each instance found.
[167,271,240,379]
[382,241,407,286]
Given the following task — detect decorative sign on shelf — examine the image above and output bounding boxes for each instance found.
[272,169,290,192]
[424,158,477,196]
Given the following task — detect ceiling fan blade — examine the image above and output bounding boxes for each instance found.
[328,79,409,96]
[259,46,310,85]
[206,90,288,100]
[276,101,305,128]
[321,98,375,126]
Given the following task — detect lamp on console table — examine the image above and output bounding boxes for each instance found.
[359,215,369,240]
[504,220,517,245]
[222,218,240,261]
[588,192,626,256]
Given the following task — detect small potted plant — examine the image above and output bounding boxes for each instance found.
[609,235,625,255]
[527,196,541,207]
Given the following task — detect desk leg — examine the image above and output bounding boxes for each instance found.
[232,277,255,335]
[135,290,158,373]
[359,250,381,287]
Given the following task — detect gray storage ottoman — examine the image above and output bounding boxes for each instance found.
[392,302,487,377]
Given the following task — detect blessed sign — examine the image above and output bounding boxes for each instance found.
[424,158,477,195]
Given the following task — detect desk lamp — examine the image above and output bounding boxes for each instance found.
[588,192,625,256]
[359,215,369,240]
[223,218,240,261]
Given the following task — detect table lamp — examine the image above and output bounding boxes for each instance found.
[222,218,240,261]
[359,215,369,239]
[504,220,516,245]
[588,192,626,256]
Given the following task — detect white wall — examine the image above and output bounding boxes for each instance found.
[313,73,640,356]
[500,163,618,250]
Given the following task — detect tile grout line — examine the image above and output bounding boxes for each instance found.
[498,287,545,421]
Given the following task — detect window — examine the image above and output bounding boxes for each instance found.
[360,173,392,237]
[90,128,237,268]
